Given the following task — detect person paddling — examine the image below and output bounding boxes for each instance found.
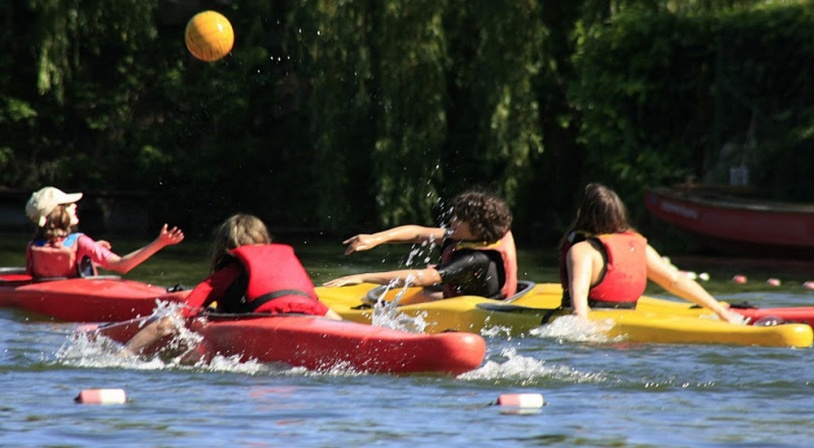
[25,186,184,279]
[323,190,518,305]
[559,183,740,323]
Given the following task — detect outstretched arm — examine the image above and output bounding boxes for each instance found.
[645,245,739,323]
[106,224,185,274]
[343,225,446,255]
[323,267,442,288]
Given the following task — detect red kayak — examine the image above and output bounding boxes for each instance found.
[0,267,189,322]
[730,306,814,327]
[83,314,487,375]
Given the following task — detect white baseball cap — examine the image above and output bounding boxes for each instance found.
[25,187,83,227]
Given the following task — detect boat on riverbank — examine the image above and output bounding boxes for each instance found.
[643,186,814,258]
[0,267,189,322]
[316,282,813,348]
[83,313,486,375]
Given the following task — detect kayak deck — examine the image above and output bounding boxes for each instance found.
[317,283,813,348]
[315,282,561,336]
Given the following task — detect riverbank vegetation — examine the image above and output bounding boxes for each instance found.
[2,0,812,251]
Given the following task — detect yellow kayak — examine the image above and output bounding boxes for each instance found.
[315,282,813,348]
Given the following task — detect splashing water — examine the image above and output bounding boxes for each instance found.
[529,315,620,344]
[367,283,429,333]
[480,324,514,338]
[57,301,204,370]
[460,347,606,384]
[56,300,377,377]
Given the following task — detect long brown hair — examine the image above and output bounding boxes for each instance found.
[560,183,632,250]
[209,214,272,272]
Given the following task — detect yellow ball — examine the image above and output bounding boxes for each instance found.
[184,11,234,62]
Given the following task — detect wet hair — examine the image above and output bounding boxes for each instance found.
[560,183,632,250]
[32,204,74,242]
[448,190,512,243]
[209,214,272,272]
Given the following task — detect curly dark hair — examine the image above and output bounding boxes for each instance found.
[448,190,512,243]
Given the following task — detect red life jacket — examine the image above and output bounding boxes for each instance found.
[560,231,648,305]
[229,244,319,313]
[440,231,518,299]
[27,233,94,278]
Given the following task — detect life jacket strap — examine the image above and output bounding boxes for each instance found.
[247,289,313,312]
[587,298,637,309]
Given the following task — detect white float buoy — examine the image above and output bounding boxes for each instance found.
[767,278,781,287]
[75,389,127,405]
[496,393,545,409]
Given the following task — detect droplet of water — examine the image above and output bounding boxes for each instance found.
[753,316,785,326]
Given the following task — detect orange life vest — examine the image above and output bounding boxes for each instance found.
[560,231,648,306]
[228,244,318,312]
[27,233,95,278]
[440,231,518,299]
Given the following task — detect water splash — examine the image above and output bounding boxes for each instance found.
[460,347,605,384]
[367,283,429,333]
[480,325,513,338]
[529,315,619,344]
[55,300,373,377]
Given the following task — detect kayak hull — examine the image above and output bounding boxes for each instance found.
[0,271,189,322]
[317,283,813,348]
[85,314,486,375]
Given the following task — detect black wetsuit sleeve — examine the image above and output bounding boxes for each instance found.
[435,250,501,298]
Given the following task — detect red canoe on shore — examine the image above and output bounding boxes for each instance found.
[0,267,189,322]
[83,314,487,375]
[643,186,814,258]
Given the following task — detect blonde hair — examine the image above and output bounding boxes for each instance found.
[32,204,74,242]
[209,214,272,272]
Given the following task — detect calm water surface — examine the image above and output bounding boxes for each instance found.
[2,234,814,447]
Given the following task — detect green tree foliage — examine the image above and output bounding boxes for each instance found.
[570,1,814,212]
[2,0,813,248]
[445,1,544,206]
[286,0,377,230]
[1,0,158,189]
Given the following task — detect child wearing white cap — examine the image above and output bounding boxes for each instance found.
[25,186,185,278]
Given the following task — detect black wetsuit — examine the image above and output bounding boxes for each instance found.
[435,249,503,299]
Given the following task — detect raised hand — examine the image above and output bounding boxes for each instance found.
[342,234,380,255]
[157,224,185,247]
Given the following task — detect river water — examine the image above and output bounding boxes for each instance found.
[2,237,814,447]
